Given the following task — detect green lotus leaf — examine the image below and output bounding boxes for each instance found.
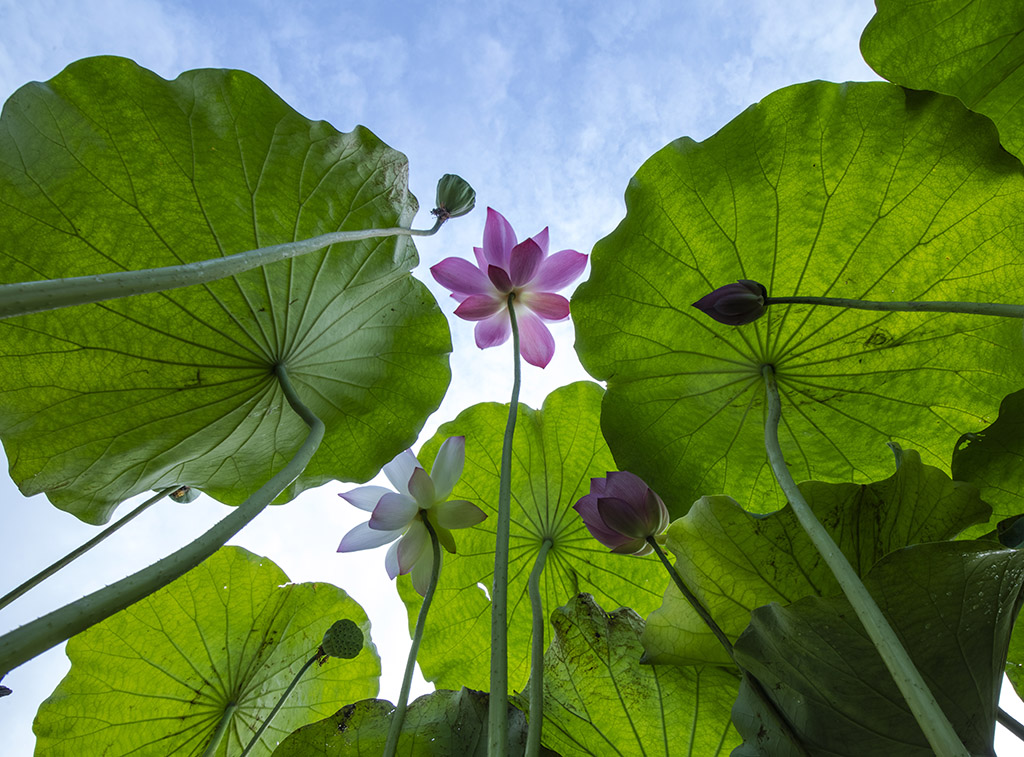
[513,593,739,757]
[271,688,545,756]
[0,56,450,524]
[732,541,1024,756]
[32,546,380,756]
[952,387,1024,538]
[572,80,1024,518]
[643,449,987,665]
[861,0,1024,160]
[396,382,666,693]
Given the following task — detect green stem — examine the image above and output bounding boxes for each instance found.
[525,538,553,757]
[384,517,442,757]
[0,218,443,320]
[766,295,1024,318]
[761,365,968,757]
[998,707,1024,744]
[0,363,324,676]
[239,653,319,757]
[0,486,179,612]
[489,293,521,757]
[202,701,237,757]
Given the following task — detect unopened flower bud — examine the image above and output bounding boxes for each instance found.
[692,280,768,325]
[573,471,670,556]
[433,174,476,220]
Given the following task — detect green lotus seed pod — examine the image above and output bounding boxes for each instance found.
[433,174,476,220]
[169,486,199,503]
[321,619,363,659]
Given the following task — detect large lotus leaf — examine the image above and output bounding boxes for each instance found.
[572,81,1024,518]
[0,56,450,524]
[271,689,547,756]
[861,0,1024,160]
[732,541,1024,756]
[643,449,988,665]
[512,593,739,757]
[396,382,666,693]
[953,387,1024,538]
[32,546,380,756]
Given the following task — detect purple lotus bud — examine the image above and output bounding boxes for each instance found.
[573,471,670,556]
[692,279,768,325]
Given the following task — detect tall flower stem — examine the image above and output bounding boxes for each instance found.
[238,652,319,757]
[0,486,179,612]
[0,363,324,676]
[766,295,1024,318]
[384,518,442,757]
[489,293,521,757]
[761,364,968,757]
[525,538,553,757]
[647,537,808,757]
[0,219,443,320]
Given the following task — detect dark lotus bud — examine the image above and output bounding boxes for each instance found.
[692,280,768,325]
[433,174,476,220]
[321,619,363,659]
[169,486,199,503]
[573,471,670,556]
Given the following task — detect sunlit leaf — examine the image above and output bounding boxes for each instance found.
[732,541,1024,756]
[0,56,450,524]
[861,0,1024,159]
[271,689,545,756]
[572,81,1024,517]
[32,546,380,756]
[643,449,987,665]
[397,382,666,692]
[514,593,739,757]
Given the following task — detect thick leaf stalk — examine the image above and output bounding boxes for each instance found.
[490,293,521,757]
[384,518,442,757]
[0,220,443,320]
[761,364,969,757]
[766,295,1024,318]
[0,363,324,675]
[526,538,553,757]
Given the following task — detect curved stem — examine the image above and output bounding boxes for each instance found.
[0,486,179,612]
[0,363,324,676]
[202,701,237,757]
[761,365,968,757]
[525,538,553,757]
[647,537,809,757]
[239,653,319,757]
[766,295,1024,318]
[489,293,521,757]
[384,517,442,757]
[0,218,444,320]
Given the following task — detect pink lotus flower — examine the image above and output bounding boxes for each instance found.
[430,208,588,368]
[337,437,486,595]
[573,471,670,556]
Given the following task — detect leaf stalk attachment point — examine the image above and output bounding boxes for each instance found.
[489,292,521,757]
[0,363,324,676]
[761,364,969,757]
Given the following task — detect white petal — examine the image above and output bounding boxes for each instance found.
[411,552,436,596]
[368,492,419,531]
[436,500,487,530]
[337,522,401,553]
[338,485,392,512]
[408,467,437,509]
[397,521,429,573]
[383,449,421,495]
[431,436,465,501]
[385,539,401,579]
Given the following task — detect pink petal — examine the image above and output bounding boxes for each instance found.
[397,521,429,573]
[473,246,487,270]
[430,257,491,296]
[515,309,556,368]
[338,522,402,552]
[532,227,549,255]
[533,250,588,291]
[436,499,487,529]
[509,238,544,286]
[369,491,419,530]
[487,265,513,293]
[519,291,569,321]
[431,436,465,501]
[455,294,506,321]
[408,466,437,508]
[482,207,517,268]
[383,450,421,495]
[339,485,391,512]
[475,312,512,348]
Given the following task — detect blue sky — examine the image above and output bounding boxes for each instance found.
[4,1,1021,754]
